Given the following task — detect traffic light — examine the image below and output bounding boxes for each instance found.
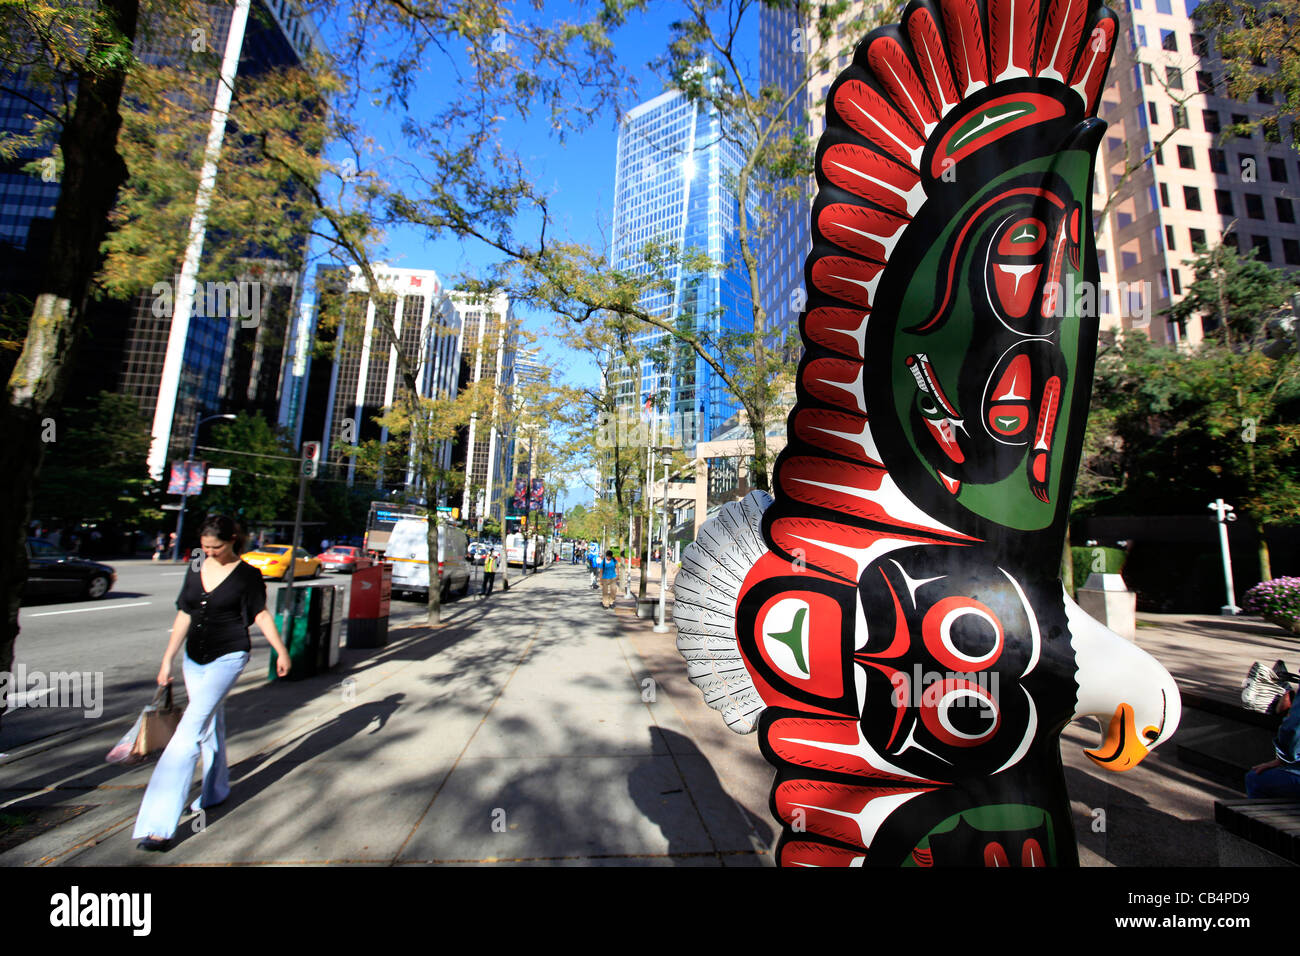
[302,441,321,478]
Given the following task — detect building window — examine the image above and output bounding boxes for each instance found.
[1191,32,1209,55]
[1270,156,1289,182]
[1203,110,1221,134]
[1278,196,1296,223]
[1178,145,1195,168]
[1197,70,1215,93]
[1143,62,1154,84]
[1245,193,1265,219]
[1149,102,1159,124]
[1154,145,1164,164]
[1159,182,1170,206]
[1253,235,1273,261]
[1139,25,1149,46]
[1171,269,1182,295]
[1117,209,1133,228]
[1098,249,1109,272]
[1190,227,1207,250]
[1264,119,1282,144]
[1172,104,1189,128]
[1165,225,1176,249]
[1258,87,1275,105]
[1184,185,1202,210]
[1284,238,1300,265]
[1209,148,1227,173]
[1215,189,1233,214]
[1165,65,1184,90]
[1122,250,1140,269]
[1157,0,1171,11]
[1161,29,1178,51]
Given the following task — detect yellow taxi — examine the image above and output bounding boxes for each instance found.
[242,544,323,580]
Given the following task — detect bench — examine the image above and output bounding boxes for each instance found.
[1214,799,1300,863]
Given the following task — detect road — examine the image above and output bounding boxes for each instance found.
[0,557,499,756]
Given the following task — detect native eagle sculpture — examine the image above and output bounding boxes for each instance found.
[673,0,1180,866]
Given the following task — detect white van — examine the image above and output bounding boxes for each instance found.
[386,517,472,600]
[504,532,543,568]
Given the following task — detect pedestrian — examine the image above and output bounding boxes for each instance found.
[482,549,497,596]
[152,532,166,562]
[600,549,620,609]
[1246,687,1300,798]
[133,514,291,851]
[587,546,600,590]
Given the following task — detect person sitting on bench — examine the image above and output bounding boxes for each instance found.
[1246,688,1300,798]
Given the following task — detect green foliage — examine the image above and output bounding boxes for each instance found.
[1070,546,1127,591]
[1165,241,1300,346]
[1077,330,1300,526]
[199,413,298,525]
[33,391,162,530]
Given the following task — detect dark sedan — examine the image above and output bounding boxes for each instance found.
[23,538,117,602]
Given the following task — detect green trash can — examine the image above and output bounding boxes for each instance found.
[270,585,321,681]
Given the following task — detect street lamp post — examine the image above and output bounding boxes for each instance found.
[654,448,673,634]
[171,413,236,561]
[1209,498,1241,615]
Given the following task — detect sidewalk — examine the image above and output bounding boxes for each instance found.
[0,563,773,866]
[3,561,1297,866]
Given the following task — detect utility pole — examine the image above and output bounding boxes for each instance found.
[1209,498,1241,615]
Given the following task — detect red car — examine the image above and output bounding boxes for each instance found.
[314,545,373,574]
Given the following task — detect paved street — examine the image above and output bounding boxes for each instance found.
[0,558,480,754]
[1,562,774,865]
[2,558,1297,867]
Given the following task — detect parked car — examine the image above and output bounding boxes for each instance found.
[242,544,322,580]
[314,545,373,574]
[23,538,116,602]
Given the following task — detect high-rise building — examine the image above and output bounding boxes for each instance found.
[302,264,464,500]
[451,290,517,528]
[0,0,323,473]
[1092,0,1300,345]
[608,83,754,450]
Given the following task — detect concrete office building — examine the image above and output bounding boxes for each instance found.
[452,290,517,528]
[303,264,464,500]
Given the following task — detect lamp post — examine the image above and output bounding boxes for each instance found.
[171,412,236,561]
[653,448,673,633]
[1209,498,1241,615]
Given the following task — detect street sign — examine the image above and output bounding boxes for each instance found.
[207,467,232,486]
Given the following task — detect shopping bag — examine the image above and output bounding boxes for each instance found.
[105,685,180,763]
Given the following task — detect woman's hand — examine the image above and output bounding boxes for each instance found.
[156,658,173,686]
[1252,758,1282,774]
[275,650,291,677]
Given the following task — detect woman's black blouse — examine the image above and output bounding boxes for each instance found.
[176,559,267,663]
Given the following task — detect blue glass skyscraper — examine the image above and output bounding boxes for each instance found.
[609,84,752,451]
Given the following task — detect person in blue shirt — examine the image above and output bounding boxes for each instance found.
[587,545,601,590]
[1246,689,1300,798]
[599,550,621,609]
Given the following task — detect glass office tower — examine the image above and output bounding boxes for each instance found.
[609,84,753,451]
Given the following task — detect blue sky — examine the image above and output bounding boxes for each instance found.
[312,2,760,393]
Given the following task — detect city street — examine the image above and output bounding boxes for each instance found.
[1,558,483,755]
[0,562,775,865]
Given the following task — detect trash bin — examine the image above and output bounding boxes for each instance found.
[271,584,322,681]
[348,563,391,648]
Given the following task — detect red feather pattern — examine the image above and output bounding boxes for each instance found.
[988,0,1040,79]
[1038,0,1091,81]
[940,0,990,95]
[866,36,940,132]
[906,7,961,116]
[1068,12,1117,114]
[833,80,926,169]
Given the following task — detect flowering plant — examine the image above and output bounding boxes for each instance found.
[1243,577,1300,634]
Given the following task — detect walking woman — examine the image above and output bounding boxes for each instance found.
[134,514,290,850]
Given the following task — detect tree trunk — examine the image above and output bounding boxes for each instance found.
[750,411,770,493]
[1259,527,1273,584]
[425,518,442,625]
[1,0,139,728]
